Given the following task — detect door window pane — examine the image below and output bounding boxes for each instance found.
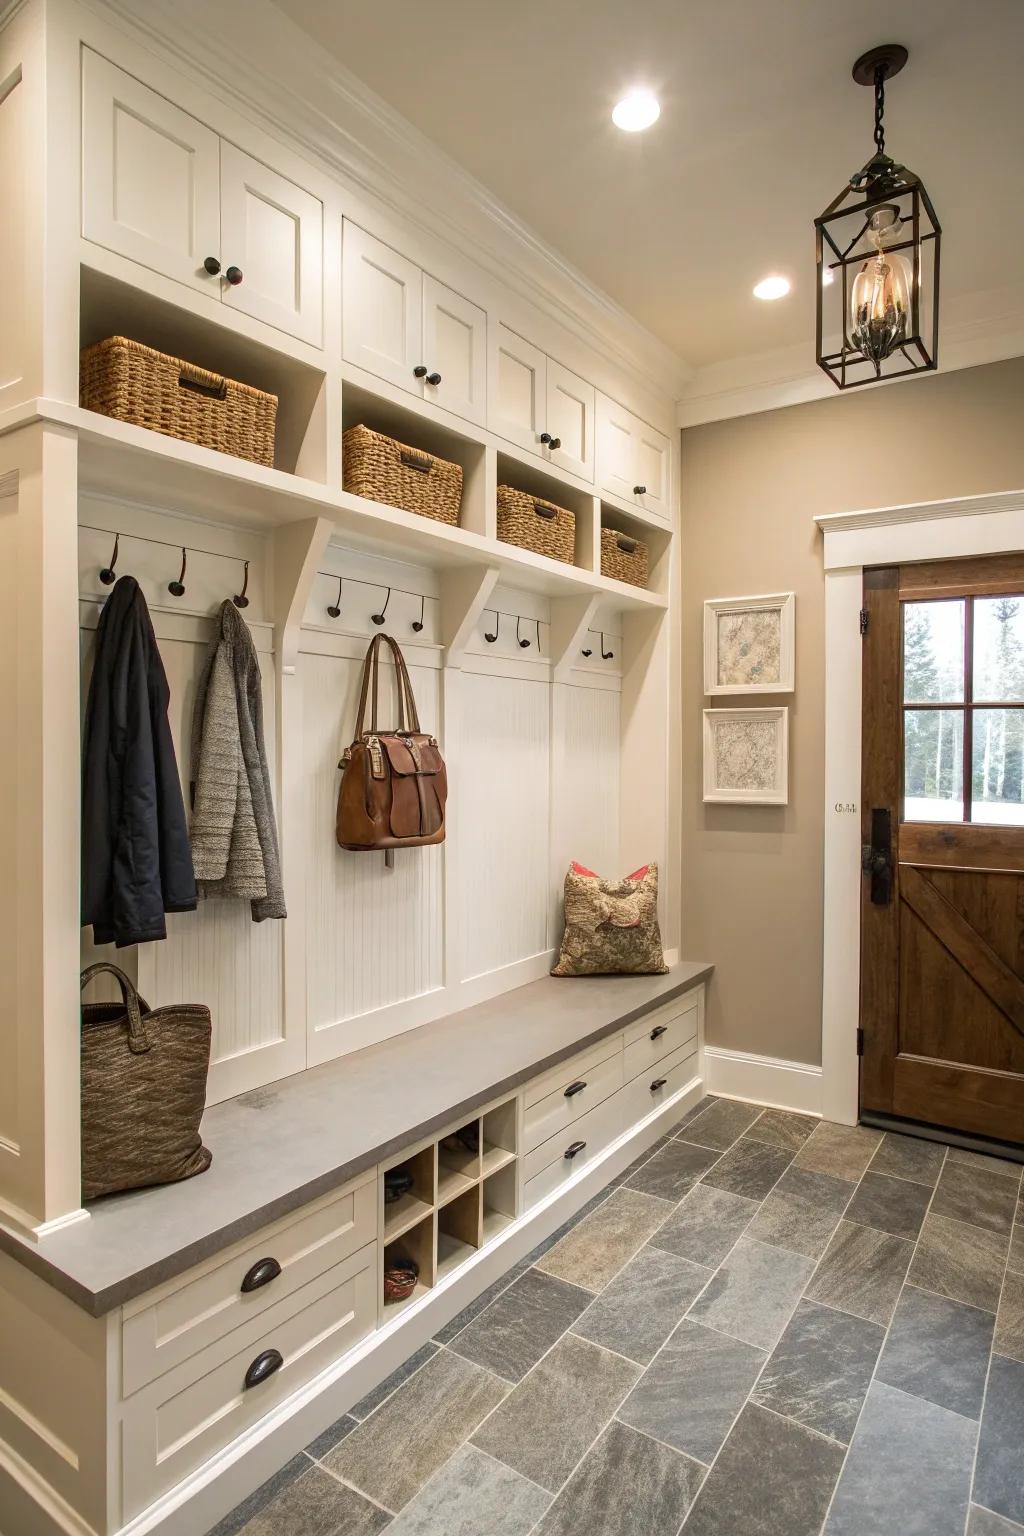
[904,709,964,821]
[971,709,1024,825]
[903,600,964,703]
[973,596,1024,702]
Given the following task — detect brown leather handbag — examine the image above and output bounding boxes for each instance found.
[336,634,447,850]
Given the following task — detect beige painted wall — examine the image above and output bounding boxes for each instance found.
[680,356,1024,1067]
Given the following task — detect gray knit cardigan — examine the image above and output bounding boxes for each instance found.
[189,601,286,921]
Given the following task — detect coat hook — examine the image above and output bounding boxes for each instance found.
[517,616,531,649]
[581,640,593,657]
[484,610,499,643]
[168,547,187,598]
[233,559,250,609]
[327,575,343,620]
[534,617,542,654]
[371,587,391,626]
[99,532,120,586]
[411,594,426,633]
[600,632,615,660]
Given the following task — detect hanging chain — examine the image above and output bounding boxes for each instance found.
[873,66,886,156]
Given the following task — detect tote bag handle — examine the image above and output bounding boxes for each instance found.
[80,962,152,1055]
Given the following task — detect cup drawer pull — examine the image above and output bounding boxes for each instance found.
[240,1257,282,1294]
[650,1077,668,1092]
[564,1140,587,1160]
[243,1348,284,1390]
[564,1080,587,1098]
[650,1025,669,1040]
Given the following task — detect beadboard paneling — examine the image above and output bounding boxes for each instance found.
[552,684,621,902]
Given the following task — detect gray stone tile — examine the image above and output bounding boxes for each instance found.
[386,1445,549,1536]
[447,1268,592,1383]
[932,1161,1019,1236]
[844,1170,932,1240]
[535,1187,673,1293]
[908,1213,1008,1313]
[536,1419,704,1536]
[948,1145,1023,1178]
[752,1299,885,1445]
[877,1285,995,1419]
[213,1460,391,1536]
[1009,1218,1024,1277]
[744,1166,852,1261]
[625,1139,721,1201]
[608,1135,672,1186]
[869,1131,946,1187]
[969,1505,1024,1534]
[206,1456,312,1536]
[679,1097,762,1149]
[349,1342,439,1419]
[699,1138,794,1201]
[433,1260,532,1343]
[572,1245,712,1365]
[794,1121,882,1182]
[995,1269,1024,1364]
[824,1381,977,1536]
[616,1317,765,1463]
[326,1347,509,1513]
[648,1183,758,1269]
[975,1354,1024,1525]
[522,1190,613,1264]
[805,1219,913,1326]
[304,1413,359,1460]
[684,1403,845,1536]
[473,1332,639,1493]
[742,1107,819,1151]
[688,1236,815,1349]
[668,1095,717,1134]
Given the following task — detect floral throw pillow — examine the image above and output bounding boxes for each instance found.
[551,862,668,977]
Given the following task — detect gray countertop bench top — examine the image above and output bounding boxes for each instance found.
[0,961,711,1316]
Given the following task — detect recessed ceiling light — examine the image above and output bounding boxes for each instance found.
[753,275,791,301]
[612,89,660,132]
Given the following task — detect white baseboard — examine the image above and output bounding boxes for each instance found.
[704,1045,823,1117]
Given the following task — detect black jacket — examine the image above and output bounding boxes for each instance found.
[82,576,197,946]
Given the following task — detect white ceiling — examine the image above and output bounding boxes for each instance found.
[274,0,1023,375]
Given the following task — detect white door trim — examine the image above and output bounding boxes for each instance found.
[816,486,1024,1125]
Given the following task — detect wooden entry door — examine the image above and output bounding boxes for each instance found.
[860,556,1024,1145]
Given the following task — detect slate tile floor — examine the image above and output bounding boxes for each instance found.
[207,1101,1024,1536]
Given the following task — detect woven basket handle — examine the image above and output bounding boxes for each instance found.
[80,963,152,1055]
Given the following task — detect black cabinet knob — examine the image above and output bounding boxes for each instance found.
[564,1140,587,1160]
[243,1348,284,1390]
[225,265,244,286]
[539,432,552,445]
[240,1256,282,1294]
[650,1077,668,1092]
[633,484,647,495]
[650,1025,668,1040]
[413,365,429,378]
[426,371,442,386]
[564,1080,587,1098]
[203,256,222,275]
[549,437,562,450]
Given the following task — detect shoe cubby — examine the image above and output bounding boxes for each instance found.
[382,1213,435,1316]
[481,1163,517,1246]
[436,1186,482,1282]
[437,1119,482,1203]
[481,1100,517,1178]
[381,1144,436,1243]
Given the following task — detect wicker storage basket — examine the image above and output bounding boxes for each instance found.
[601,527,649,588]
[497,485,575,565]
[80,336,277,467]
[343,424,462,525]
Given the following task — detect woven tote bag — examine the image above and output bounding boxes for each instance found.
[80,963,213,1201]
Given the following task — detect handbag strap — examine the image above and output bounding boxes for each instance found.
[353,634,422,737]
[80,962,152,1055]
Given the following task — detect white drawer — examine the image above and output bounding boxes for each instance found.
[619,1042,699,1129]
[122,1243,377,1519]
[524,1037,622,1111]
[522,1091,625,1205]
[523,1048,623,1154]
[121,1173,376,1397]
[622,997,699,1084]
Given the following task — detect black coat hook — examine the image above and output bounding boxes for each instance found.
[484,610,499,643]
[327,576,343,619]
[233,559,250,609]
[168,547,187,598]
[411,595,425,633]
[534,618,542,654]
[517,617,530,649]
[600,633,615,660]
[581,641,593,657]
[371,587,391,626]
[99,533,120,586]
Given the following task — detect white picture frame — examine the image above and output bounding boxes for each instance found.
[703,592,795,695]
[703,707,789,805]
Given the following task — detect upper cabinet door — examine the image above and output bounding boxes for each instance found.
[596,393,637,502]
[421,275,486,425]
[489,326,546,456]
[342,223,423,393]
[634,421,672,523]
[82,51,220,294]
[219,143,323,348]
[546,361,594,482]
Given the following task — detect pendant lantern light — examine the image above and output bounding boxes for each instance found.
[815,44,940,390]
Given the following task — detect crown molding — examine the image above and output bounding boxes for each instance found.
[814,486,1024,536]
[80,0,690,405]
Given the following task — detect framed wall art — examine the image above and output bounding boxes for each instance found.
[703,707,789,805]
[703,592,795,695]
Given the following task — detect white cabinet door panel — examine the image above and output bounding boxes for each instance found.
[634,421,672,524]
[422,275,486,424]
[342,223,422,392]
[596,393,637,502]
[219,143,323,347]
[489,325,546,455]
[546,360,594,481]
[82,50,220,294]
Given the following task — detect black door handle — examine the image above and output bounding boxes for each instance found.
[633,484,647,495]
[224,265,243,286]
[862,808,893,905]
[548,436,561,449]
[564,1140,586,1160]
[203,256,222,275]
[564,1080,587,1098]
[650,1077,668,1091]
[650,1025,668,1040]
[244,1348,284,1390]
[240,1256,282,1294]
[426,371,442,386]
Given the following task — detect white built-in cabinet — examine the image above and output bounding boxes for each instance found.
[489,324,595,482]
[596,393,672,525]
[342,222,487,425]
[81,50,324,347]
